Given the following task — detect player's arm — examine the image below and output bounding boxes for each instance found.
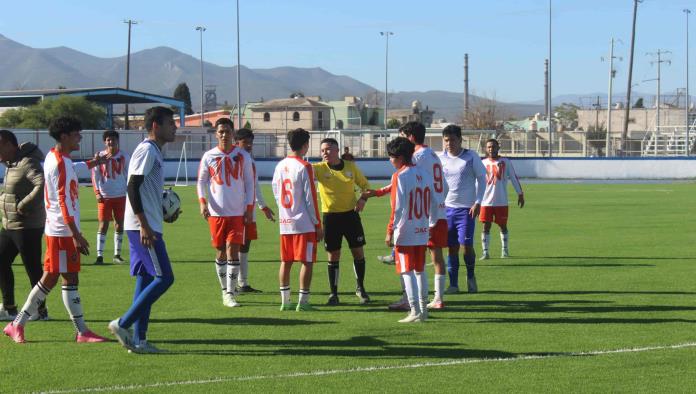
[353,163,370,212]
[91,165,104,203]
[55,162,89,254]
[386,174,400,247]
[303,164,323,241]
[241,152,255,224]
[16,157,44,215]
[196,154,210,219]
[255,174,275,222]
[128,148,157,247]
[506,159,525,208]
[471,154,487,218]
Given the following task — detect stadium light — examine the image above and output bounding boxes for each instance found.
[236,0,242,128]
[685,8,691,156]
[380,31,394,130]
[196,26,207,127]
[123,19,138,130]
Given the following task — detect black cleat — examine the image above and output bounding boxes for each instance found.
[94,256,104,265]
[236,285,262,294]
[326,294,340,305]
[355,287,371,304]
[113,255,126,264]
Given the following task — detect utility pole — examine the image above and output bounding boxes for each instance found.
[380,31,394,130]
[544,59,549,120]
[593,96,601,132]
[236,0,242,128]
[685,8,692,155]
[123,19,138,130]
[547,0,553,157]
[646,49,672,133]
[464,53,470,121]
[602,38,622,156]
[621,0,641,155]
[196,26,207,127]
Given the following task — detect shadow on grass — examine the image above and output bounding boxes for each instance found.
[441,299,696,314]
[483,290,696,295]
[463,317,696,324]
[150,317,335,326]
[503,256,693,261]
[485,263,654,267]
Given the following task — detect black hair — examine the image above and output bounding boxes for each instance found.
[215,117,234,129]
[143,106,174,132]
[399,121,426,144]
[442,124,462,139]
[48,116,82,141]
[0,130,18,147]
[320,137,338,146]
[486,138,499,146]
[287,128,310,152]
[103,129,120,141]
[386,137,415,163]
[235,128,255,141]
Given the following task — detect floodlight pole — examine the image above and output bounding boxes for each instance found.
[685,9,691,155]
[606,38,616,156]
[621,0,641,155]
[123,19,138,130]
[380,31,394,130]
[236,0,242,128]
[547,0,553,157]
[196,26,206,127]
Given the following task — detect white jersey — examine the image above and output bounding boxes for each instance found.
[91,149,128,198]
[44,148,86,237]
[272,156,321,235]
[197,146,254,217]
[124,140,164,233]
[438,149,487,209]
[481,157,523,207]
[413,145,448,224]
[388,165,438,246]
[251,160,269,222]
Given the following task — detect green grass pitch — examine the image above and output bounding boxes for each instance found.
[1,182,696,393]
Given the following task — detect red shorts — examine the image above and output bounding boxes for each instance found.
[244,222,258,242]
[394,245,426,274]
[280,232,317,263]
[44,236,80,273]
[97,196,126,222]
[208,216,245,248]
[479,206,509,226]
[427,219,448,249]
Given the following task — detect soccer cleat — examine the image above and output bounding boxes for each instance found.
[279,303,295,311]
[113,255,126,264]
[236,285,262,294]
[108,319,135,351]
[129,340,165,354]
[445,286,460,295]
[94,256,104,265]
[0,305,18,321]
[427,299,445,309]
[467,276,478,293]
[3,323,25,343]
[420,308,429,322]
[398,313,422,323]
[76,330,108,343]
[28,308,50,322]
[296,303,316,312]
[501,249,509,258]
[480,252,490,261]
[326,294,340,306]
[388,298,410,311]
[223,293,240,307]
[377,255,395,265]
[355,287,371,304]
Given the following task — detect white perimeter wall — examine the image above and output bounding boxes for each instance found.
[157,157,696,181]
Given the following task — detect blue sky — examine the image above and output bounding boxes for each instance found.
[1,0,692,102]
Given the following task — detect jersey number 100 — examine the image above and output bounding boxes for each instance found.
[408,186,431,219]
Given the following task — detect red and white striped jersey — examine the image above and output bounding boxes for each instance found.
[91,150,128,198]
[44,148,86,236]
[387,165,437,246]
[272,156,321,235]
[481,157,523,207]
[197,146,255,217]
[413,145,448,225]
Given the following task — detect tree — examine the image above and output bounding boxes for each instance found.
[386,118,401,129]
[0,95,105,129]
[633,97,644,108]
[554,102,580,130]
[462,96,501,130]
[173,83,193,115]
[243,121,252,129]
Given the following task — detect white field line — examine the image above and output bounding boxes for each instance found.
[37,341,696,394]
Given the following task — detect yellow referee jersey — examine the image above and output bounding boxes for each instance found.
[312,160,370,213]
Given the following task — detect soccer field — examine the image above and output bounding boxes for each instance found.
[2,182,696,393]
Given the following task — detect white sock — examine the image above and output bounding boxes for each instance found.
[398,274,407,301]
[280,286,290,305]
[482,232,490,254]
[14,281,50,327]
[226,261,240,295]
[62,285,88,334]
[97,233,106,257]
[239,252,249,287]
[298,289,310,305]
[501,231,509,251]
[434,274,446,301]
[401,272,420,315]
[215,260,227,291]
[114,232,123,256]
[415,271,429,313]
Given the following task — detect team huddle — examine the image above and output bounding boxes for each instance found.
[0,107,524,351]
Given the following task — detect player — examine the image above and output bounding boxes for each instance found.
[92,130,129,265]
[272,128,323,311]
[197,118,255,307]
[235,127,275,293]
[108,106,179,354]
[439,125,486,294]
[480,138,524,259]
[3,116,108,344]
[312,138,371,306]
[384,137,437,323]
[341,146,355,161]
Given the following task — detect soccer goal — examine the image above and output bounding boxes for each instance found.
[174,136,214,186]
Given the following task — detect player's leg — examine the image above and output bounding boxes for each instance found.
[445,207,461,293]
[462,210,478,293]
[296,233,317,311]
[414,246,428,321]
[131,273,153,346]
[278,261,293,310]
[323,213,341,305]
[427,247,446,308]
[213,247,227,302]
[497,207,510,257]
[347,211,369,304]
[17,228,48,320]
[481,221,492,260]
[0,230,20,319]
[326,249,340,305]
[224,241,241,307]
[296,260,314,311]
[95,200,109,265]
[5,270,58,342]
[238,222,260,293]
[60,272,106,342]
[112,198,126,264]
[396,247,421,323]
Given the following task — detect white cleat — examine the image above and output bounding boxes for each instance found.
[129,340,165,354]
[398,312,422,323]
[427,299,445,309]
[378,255,395,264]
[467,276,478,293]
[223,293,240,307]
[0,305,17,321]
[501,249,509,258]
[388,298,410,311]
[108,319,135,351]
[480,252,490,261]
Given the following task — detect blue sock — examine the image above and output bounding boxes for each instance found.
[132,274,153,344]
[464,252,476,279]
[119,274,174,333]
[446,254,459,288]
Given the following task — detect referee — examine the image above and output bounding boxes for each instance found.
[313,138,371,305]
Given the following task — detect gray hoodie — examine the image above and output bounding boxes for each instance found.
[1,142,45,230]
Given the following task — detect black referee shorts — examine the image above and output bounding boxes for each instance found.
[323,211,366,252]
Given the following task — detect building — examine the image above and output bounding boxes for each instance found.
[248,97,331,131]
[325,96,383,130]
[577,107,695,136]
[387,100,435,127]
[175,109,231,127]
